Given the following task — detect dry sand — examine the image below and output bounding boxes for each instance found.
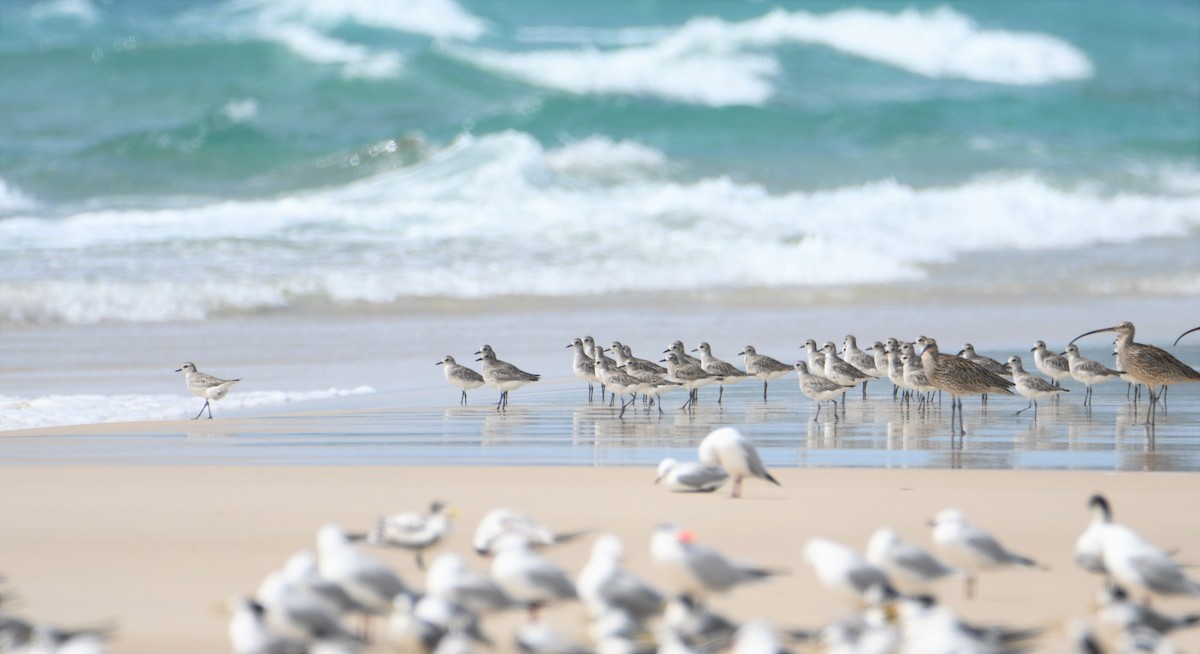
[2,465,1198,652]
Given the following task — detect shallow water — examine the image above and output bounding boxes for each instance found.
[4,364,1197,471]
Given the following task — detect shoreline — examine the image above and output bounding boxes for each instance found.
[2,466,1198,653]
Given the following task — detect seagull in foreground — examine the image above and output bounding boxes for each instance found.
[228,595,305,654]
[1075,494,1114,578]
[929,508,1044,600]
[576,533,664,621]
[1097,505,1200,599]
[489,534,578,620]
[367,501,457,570]
[1094,584,1200,638]
[697,427,780,499]
[650,523,783,600]
[803,537,895,606]
[425,552,516,615]
[316,524,412,617]
[471,507,590,557]
[898,595,1044,653]
[866,527,959,594]
[176,361,241,420]
[654,458,729,493]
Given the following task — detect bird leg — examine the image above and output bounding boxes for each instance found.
[192,400,211,421]
[730,476,742,499]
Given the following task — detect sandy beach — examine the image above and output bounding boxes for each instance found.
[3,465,1198,652]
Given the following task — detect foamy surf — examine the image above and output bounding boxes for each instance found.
[446,6,1092,106]
[0,386,376,431]
[1,131,1197,325]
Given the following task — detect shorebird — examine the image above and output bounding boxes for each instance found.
[568,338,599,402]
[661,352,720,411]
[803,339,826,378]
[866,527,958,594]
[474,345,539,411]
[884,349,908,400]
[582,336,612,400]
[794,361,850,421]
[650,523,782,599]
[929,508,1043,599]
[594,355,643,418]
[1007,355,1068,417]
[698,427,780,498]
[437,356,485,406]
[693,342,751,404]
[900,354,938,406]
[1071,321,1200,423]
[666,340,702,367]
[654,457,729,493]
[176,362,241,420]
[1062,343,1122,406]
[821,342,872,402]
[957,344,1010,376]
[842,335,882,398]
[917,338,1014,435]
[1031,341,1072,387]
[367,501,457,570]
[614,344,667,376]
[738,345,793,402]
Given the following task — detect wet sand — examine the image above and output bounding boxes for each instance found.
[2,465,1198,652]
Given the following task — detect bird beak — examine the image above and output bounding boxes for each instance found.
[447,506,461,518]
[1059,351,1067,356]
[659,358,667,363]
[174,368,182,372]
[1030,346,1036,352]
[565,344,572,349]
[1175,326,1200,347]
[737,351,745,356]
[677,529,696,544]
[474,357,482,362]
[956,349,965,356]
[1069,326,1116,346]
[662,348,670,354]
[435,361,444,366]
[690,348,698,353]
[474,350,482,355]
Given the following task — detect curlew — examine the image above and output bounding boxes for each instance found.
[1071,321,1200,423]
[738,345,793,402]
[1062,343,1122,406]
[1007,355,1068,418]
[917,337,1014,435]
[1174,326,1200,346]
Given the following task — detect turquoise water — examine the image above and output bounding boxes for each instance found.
[1,0,1198,324]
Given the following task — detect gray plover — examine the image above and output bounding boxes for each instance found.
[665,341,702,367]
[175,362,241,420]
[438,355,485,406]
[568,338,599,402]
[738,345,792,401]
[1007,355,1068,417]
[957,344,1011,376]
[917,337,1014,435]
[803,339,826,378]
[1031,341,1072,387]
[1063,343,1122,406]
[794,361,850,421]
[1071,321,1200,423]
[693,342,750,404]
[474,345,540,411]
[661,352,719,411]
[842,335,881,398]
[594,355,644,418]
[821,342,871,404]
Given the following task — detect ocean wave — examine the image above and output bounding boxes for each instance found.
[1,131,1196,324]
[29,0,99,24]
[264,23,404,78]
[221,0,485,40]
[0,386,376,431]
[447,6,1091,106]
[0,178,37,214]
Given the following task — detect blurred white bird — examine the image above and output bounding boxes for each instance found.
[367,501,457,570]
[576,533,664,621]
[803,537,895,605]
[472,507,590,556]
[866,527,959,594]
[650,523,782,599]
[929,509,1044,599]
[316,524,412,616]
[654,458,729,493]
[697,427,780,499]
[490,534,578,620]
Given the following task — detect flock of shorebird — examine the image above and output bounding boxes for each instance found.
[182,426,1192,653]
[435,322,1200,432]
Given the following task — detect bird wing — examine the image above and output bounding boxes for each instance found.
[674,466,729,491]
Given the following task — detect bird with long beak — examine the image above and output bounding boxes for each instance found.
[1070,321,1200,423]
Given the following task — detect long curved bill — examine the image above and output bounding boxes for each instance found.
[1174,326,1200,347]
[1069,326,1117,346]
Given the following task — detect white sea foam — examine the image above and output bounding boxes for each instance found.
[221,98,259,123]
[223,0,485,40]
[29,0,99,24]
[0,178,37,213]
[0,387,376,432]
[265,23,404,78]
[448,6,1091,106]
[1,132,1196,324]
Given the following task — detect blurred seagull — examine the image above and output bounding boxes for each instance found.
[650,524,783,599]
[472,507,591,557]
[929,509,1044,599]
[367,501,457,570]
[654,458,729,493]
[697,427,780,499]
[866,527,959,594]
